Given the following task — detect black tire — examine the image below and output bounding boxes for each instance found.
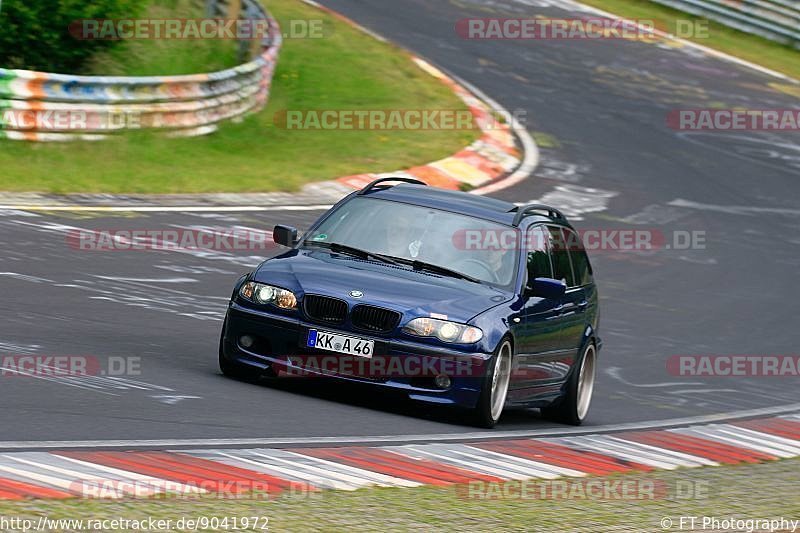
[542,341,597,426]
[469,338,513,428]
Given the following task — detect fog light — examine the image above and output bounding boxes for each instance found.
[435,374,451,389]
[240,335,255,349]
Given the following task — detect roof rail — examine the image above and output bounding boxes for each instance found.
[512,204,567,227]
[357,177,428,195]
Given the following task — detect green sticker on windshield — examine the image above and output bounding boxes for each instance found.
[313,234,329,241]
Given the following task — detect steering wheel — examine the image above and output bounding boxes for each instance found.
[459,258,499,283]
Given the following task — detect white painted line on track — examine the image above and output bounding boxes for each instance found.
[0,455,149,498]
[601,436,718,467]
[54,454,204,495]
[211,450,366,490]
[454,75,540,197]
[189,449,373,489]
[392,445,546,480]
[726,425,800,451]
[704,426,800,455]
[305,1,540,197]
[567,0,799,83]
[300,0,388,43]
[668,199,800,216]
[277,451,421,488]
[432,444,584,478]
[0,205,333,213]
[2,404,798,450]
[0,33,539,215]
[550,437,688,470]
[201,452,359,491]
[460,445,586,477]
[679,427,797,458]
[248,454,392,488]
[0,463,82,495]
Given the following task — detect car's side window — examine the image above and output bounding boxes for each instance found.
[526,225,552,281]
[547,226,576,287]
[564,228,593,286]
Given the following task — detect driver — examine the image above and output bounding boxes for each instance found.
[468,247,510,283]
[385,211,423,258]
[457,235,513,283]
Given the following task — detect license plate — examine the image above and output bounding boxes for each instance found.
[307,330,374,358]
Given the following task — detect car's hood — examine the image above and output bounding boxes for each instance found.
[253,250,512,323]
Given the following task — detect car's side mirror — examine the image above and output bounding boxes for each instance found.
[273,225,298,247]
[526,277,566,299]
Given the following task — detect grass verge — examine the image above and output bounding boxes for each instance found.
[0,458,797,531]
[578,0,800,81]
[86,0,240,76]
[0,0,478,194]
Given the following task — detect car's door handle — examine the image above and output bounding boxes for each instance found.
[578,300,589,310]
[557,303,576,313]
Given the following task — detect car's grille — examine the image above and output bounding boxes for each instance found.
[303,295,348,325]
[351,305,401,333]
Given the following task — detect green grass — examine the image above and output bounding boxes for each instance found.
[578,0,800,81]
[0,0,477,194]
[0,458,797,531]
[86,0,240,76]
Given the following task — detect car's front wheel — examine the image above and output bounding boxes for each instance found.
[470,339,513,428]
[542,341,597,425]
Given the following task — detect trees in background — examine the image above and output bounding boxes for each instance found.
[0,0,143,72]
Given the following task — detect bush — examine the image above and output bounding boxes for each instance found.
[0,0,144,73]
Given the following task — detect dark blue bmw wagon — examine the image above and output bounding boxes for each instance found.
[219,178,601,427]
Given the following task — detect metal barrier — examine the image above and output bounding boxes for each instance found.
[649,0,799,48]
[0,0,281,141]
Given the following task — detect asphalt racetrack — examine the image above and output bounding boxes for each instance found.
[2,0,799,443]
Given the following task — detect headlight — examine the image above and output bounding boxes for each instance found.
[239,281,297,310]
[403,318,483,344]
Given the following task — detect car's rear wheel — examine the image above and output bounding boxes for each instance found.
[469,339,513,428]
[542,341,596,425]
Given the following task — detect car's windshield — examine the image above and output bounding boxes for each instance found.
[303,197,518,288]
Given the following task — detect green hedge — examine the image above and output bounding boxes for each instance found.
[0,0,144,73]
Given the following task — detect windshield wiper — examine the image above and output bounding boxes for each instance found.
[402,259,483,285]
[304,241,482,283]
[305,241,402,266]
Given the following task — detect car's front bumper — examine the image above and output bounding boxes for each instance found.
[221,302,493,408]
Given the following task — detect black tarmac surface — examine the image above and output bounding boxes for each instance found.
[2,0,798,442]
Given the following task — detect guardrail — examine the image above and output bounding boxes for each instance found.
[649,0,799,49]
[0,0,281,141]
